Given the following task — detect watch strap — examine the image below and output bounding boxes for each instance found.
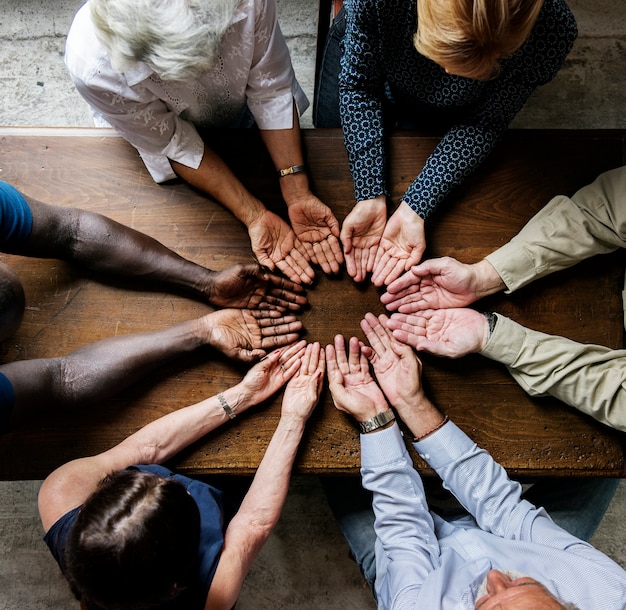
[358,409,395,434]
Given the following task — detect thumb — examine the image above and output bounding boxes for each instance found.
[237,348,266,363]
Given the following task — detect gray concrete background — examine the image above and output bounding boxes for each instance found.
[0,1,625,608]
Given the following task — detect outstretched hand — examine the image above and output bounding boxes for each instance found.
[248,209,315,285]
[287,195,344,275]
[325,335,388,422]
[387,308,489,358]
[206,263,308,311]
[282,342,325,422]
[371,202,426,287]
[359,313,423,412]
[202,308,303,362]
[382,257,504,313]
[237,340,307,406]
[340,197,387,283]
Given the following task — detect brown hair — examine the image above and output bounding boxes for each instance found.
[414,0,545,80]
[65,469,201,609]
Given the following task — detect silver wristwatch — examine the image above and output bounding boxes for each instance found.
[358,409,395,434]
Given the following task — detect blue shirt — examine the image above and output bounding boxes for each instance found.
[360,422,626,609]
[0,181,33,250]
[339,0,577,220]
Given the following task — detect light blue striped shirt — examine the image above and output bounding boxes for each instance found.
[360,421,626,609]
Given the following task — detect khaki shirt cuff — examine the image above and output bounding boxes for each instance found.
[480,314,526,366]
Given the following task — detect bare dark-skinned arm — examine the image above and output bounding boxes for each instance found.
[2,308,302,424]
[23,195,218,302]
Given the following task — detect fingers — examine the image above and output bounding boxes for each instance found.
[275,243,315,285]
[275,339,307,377]
[383,268,420,297]
[324,342,340,384]
[371,253,409,288]
[350,246,376,283]
[236,348,267,363]
[308,235,344,275]
[265,274,308,310]
[360,312,389,357]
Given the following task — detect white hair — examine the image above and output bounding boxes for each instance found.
[90,0,242,80]
[474,571,580,610]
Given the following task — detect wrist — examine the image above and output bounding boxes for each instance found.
[473,259,506,297]
[239,198,268,228]
[280,172,311,206]
[220,384,250,417]
[358,408,395,434]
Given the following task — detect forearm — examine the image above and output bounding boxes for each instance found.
[359,424,439,601]
[481,314,626,432]
[171,144,266,227]
[259,103,311,208]
[486,167,626,293]
[233,415,304,534]
[4,317,209,416]
[113,381,252,466]
[414,421,533,539]
[25,199,217,300]
[404,124,499,220]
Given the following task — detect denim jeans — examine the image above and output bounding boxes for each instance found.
[313,7,346,128]
[322,475,619,598]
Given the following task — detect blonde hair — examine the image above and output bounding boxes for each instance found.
[90,0,241,80]
[414,0,545,80]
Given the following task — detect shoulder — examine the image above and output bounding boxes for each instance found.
[65,3,113,85]
[530,0,578,51]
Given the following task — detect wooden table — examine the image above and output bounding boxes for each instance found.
[0,127,625,479]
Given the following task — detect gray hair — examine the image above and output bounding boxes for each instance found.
[90,0,241,80]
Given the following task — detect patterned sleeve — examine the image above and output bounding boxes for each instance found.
[404,0,577,220]
[339,0,389,204]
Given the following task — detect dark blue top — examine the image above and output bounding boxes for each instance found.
[0,372,15,431]
[44,464,225,610]
[0,181,33,250]
[0,181,31,426]
[339,0,577,219]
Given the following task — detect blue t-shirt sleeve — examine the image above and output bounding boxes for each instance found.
[0,181,33,252]
[43,505,81,574]
[0,371,15,432]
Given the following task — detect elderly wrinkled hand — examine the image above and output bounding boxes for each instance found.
[287,196,344,275]
[282,342,326,422]
[238,339,307,405]
[248,210,315,285]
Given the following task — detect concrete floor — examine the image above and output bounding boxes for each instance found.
[1,1,626,608]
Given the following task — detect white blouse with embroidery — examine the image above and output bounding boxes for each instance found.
[65,0,308,182]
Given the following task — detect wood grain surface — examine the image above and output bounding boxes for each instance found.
[0,127,624,479]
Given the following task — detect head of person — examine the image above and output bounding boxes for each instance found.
[90,0,242,80]
[414,0,545,80]
[474,569,579,610]
[65,469,201,609]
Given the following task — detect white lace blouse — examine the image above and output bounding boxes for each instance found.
[65,0,308,182]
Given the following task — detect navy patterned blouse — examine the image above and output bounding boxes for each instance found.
[339,0,577,220]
